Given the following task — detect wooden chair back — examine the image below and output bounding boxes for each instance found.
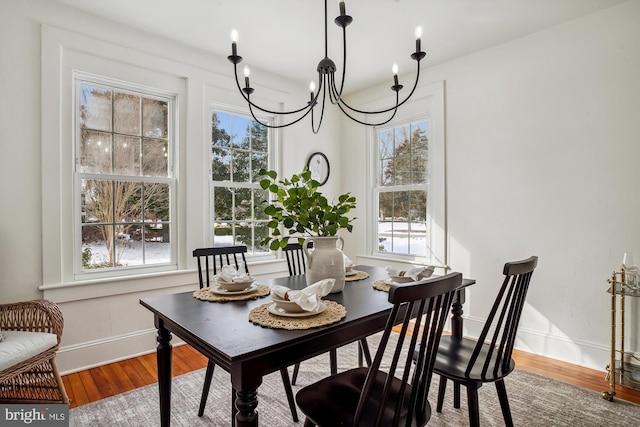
[355,272,462,427]
[466,256,538,378]
[192,246,250,289]
[282,242,312,276]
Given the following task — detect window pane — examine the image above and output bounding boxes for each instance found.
[113,92,141,135]
[235,188,252,220]
[114,135,140,175]
[80,130,112,173]
[214,187,233,221]
[145,183,170,222]
[142,139,168,176]
[82,225,114,269]
[251,122,268,152]
[231,115,251,149]
[82,179,113,223]
[113,181,142,223]
[79,84,112,131]
[233,150,250,182]
[251,152,268,181]
[254,188,269,220]
[143,98,168,139]
[212,112,231,147]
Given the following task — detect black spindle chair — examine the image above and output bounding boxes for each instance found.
[431,256,538,427]
[192,246,298,425]
[296,272,463,427]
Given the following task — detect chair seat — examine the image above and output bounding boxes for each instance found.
[434,336,515,383]
[0,331,58,371]
[296,367,430,427]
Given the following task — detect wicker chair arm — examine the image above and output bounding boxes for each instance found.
[0,300,64,344]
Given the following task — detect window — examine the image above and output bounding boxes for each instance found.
[210,110,271,253]
[76,78,175,274]
[374,119,430,257]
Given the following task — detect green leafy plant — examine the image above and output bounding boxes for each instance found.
[259,168,357,251]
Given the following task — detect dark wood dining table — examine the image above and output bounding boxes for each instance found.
[139,265,475,427]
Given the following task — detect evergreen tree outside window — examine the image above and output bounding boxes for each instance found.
[76,78,175,273]
[375,120,429,256]
[210,111,271,253]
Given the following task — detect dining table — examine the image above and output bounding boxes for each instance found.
[139,265,475,427]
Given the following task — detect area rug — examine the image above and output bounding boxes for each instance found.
[70,339,639,426]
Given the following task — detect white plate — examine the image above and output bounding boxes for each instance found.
[210,284,258,295]
[345,270,358,277]
[267,302,327,318]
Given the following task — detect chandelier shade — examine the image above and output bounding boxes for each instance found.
[228,0,426,134]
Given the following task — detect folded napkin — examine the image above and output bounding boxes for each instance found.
[385,265,433,281]
[219,263,250,282]
[343,254,354,269]
[272,279,335,311]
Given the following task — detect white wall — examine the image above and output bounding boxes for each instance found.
[0,0,341,372]
[342,1,640,370]
[1,0,638,374]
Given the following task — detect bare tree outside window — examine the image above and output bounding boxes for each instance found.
[78,82,173,271]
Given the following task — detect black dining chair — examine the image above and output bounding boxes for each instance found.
[430,256,538,427]
[192,246,298,425]
[296,272,463,427]
[282,243,372,386]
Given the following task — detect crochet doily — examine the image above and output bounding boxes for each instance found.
[193,284,271,302]
[372,280,392,292]
[345,270,370,282]
[248,300,347,330]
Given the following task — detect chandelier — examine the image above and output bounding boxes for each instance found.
[228,0,426,134]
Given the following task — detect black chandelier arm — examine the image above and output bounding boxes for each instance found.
[332,87,401,127]
[245,96,315,129]
[310,77,330,134]
[331,25,349,104]
[232,64,321,116]
[330,58,424,116]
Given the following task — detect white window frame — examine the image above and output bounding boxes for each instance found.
[73,73,178,280]
[41,26,189,300]
[367,81,446,267]
[208,104,277,260]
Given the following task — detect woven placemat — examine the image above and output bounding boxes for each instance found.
[372,280,391,292]
[193,284,271,302]
[345,270,370,281]
[248,300,347,330]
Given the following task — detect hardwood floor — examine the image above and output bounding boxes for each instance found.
[61,343,640,409]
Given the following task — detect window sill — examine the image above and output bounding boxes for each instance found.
[40,258,289,303]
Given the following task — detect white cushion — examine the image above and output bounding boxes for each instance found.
[0,330,58,371]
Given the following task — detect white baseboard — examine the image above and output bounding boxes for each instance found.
[57,328,184,375]
[463,316,610,372]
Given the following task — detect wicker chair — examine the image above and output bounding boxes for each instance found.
[0,299,69,404]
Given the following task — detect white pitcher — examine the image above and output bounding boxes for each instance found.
[303,236,345,293]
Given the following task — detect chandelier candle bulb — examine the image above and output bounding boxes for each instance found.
[244,66,251,88]
[392,63,399,85]
[339,1,346,16]
[309,81,316,101]
[231,29,239,56]
[415,26,422,52]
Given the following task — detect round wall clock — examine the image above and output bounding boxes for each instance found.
[306,152,330,186]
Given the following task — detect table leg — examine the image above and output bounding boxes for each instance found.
[451,289,464,408]
[155,318,173,427]
[235,389,259,427]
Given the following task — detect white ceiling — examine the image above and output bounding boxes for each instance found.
[55,0,626,94]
